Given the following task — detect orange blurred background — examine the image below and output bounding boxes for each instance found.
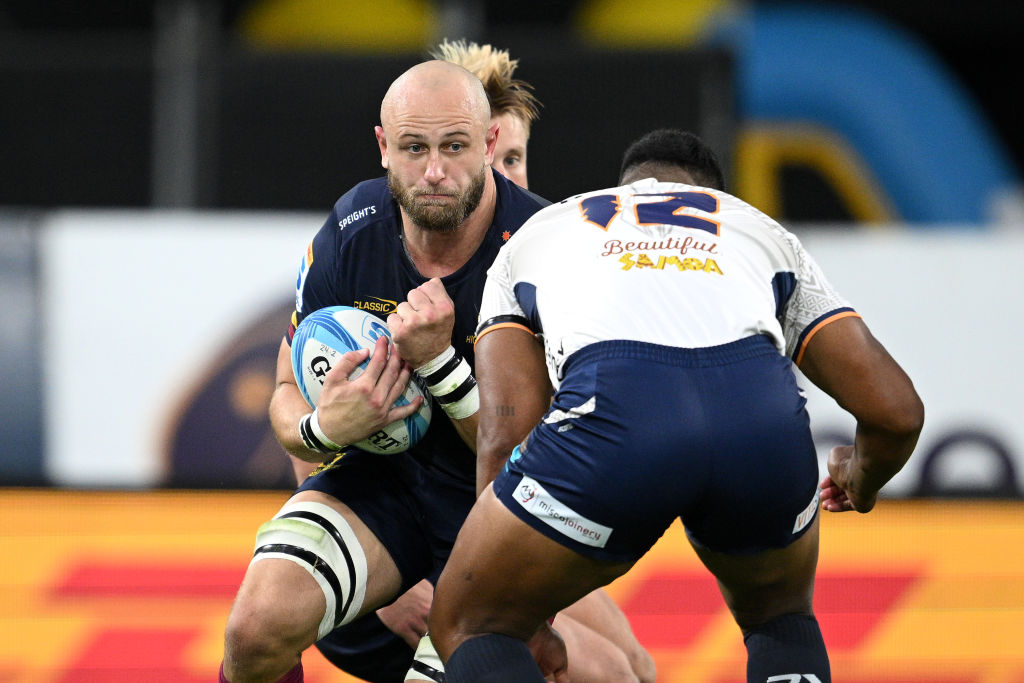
[2,489,1022,682]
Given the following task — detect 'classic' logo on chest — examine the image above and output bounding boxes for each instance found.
[353,296,398,314]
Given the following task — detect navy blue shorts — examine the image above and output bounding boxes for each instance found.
[493,336,820,562]
[297,449,474,593]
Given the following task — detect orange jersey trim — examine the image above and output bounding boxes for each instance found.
[794,310,862,366]
[474,322,536,350]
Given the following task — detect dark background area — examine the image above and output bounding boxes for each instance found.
[0,0,1019,212]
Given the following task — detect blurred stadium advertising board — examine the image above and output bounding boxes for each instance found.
[1,211,1022,496]
[1,489,1021,681]
[0,216,44,484]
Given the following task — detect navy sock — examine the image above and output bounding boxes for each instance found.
[744,613,830,683]
[446,634,546,683]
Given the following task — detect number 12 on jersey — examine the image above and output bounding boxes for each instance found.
[580,191,721,235]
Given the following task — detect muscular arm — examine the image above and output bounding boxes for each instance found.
[797,316,924,511]
[270,339,328,463]
[449,412,479,455]
[475,327,552,495]
[390,278,482,453]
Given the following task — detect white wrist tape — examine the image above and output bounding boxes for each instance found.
[299,410,343,454]
[310,409,343,450]
[415,346,479,420]
[415,345,457,376]
[440,383,479,420]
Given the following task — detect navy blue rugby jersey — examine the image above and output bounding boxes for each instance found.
[288,168,549,483]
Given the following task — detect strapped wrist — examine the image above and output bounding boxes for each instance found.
[415,346,457,377]
[299,410,343,454]
[415,346,479,420]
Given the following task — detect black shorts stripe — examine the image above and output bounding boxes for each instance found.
[254,542,345,626]
[279,510,360,626]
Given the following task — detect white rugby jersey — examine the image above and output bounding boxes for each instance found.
[476,178,858,389]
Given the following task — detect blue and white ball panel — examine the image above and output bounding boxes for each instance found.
[291,306,431,454]
[492,336,820,563]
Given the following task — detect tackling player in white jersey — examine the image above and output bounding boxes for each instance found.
[429,129,924,682]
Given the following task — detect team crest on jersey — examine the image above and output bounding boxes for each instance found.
[353,295,398,315]
[295,242,314,313]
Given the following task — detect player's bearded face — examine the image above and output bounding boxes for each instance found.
[389,163,487,233]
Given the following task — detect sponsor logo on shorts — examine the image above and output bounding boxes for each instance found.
[792,490,820,534]
[515,475,613,548]
[517,481,536,503]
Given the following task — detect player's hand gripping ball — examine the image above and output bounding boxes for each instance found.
[291,306,431,454]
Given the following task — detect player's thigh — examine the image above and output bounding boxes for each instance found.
[560,589,637,651]
[296,451,438,596]
[289,489,404,612]
[230,489,403,633]
[555,613,637,683]
[431,487,632,654]
[559,589,654,681]
[690,514,820,630]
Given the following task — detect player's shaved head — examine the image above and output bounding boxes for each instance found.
[376,60,498,235]
[380,60,491,129]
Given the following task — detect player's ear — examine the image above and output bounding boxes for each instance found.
[484,122,499,166]
[375,125,389,169]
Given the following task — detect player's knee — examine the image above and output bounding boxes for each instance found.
[428,580,468,660]
[223,602,304,681]
[223,610,275,670]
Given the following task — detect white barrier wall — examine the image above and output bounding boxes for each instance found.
[798,228,1023,496]
[37,211,1024,494]
[40,210,317,487]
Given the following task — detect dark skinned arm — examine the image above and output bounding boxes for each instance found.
[798,316,925,512]
[474,327,553,496]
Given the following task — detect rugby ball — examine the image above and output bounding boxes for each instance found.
[291,306,431,454]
